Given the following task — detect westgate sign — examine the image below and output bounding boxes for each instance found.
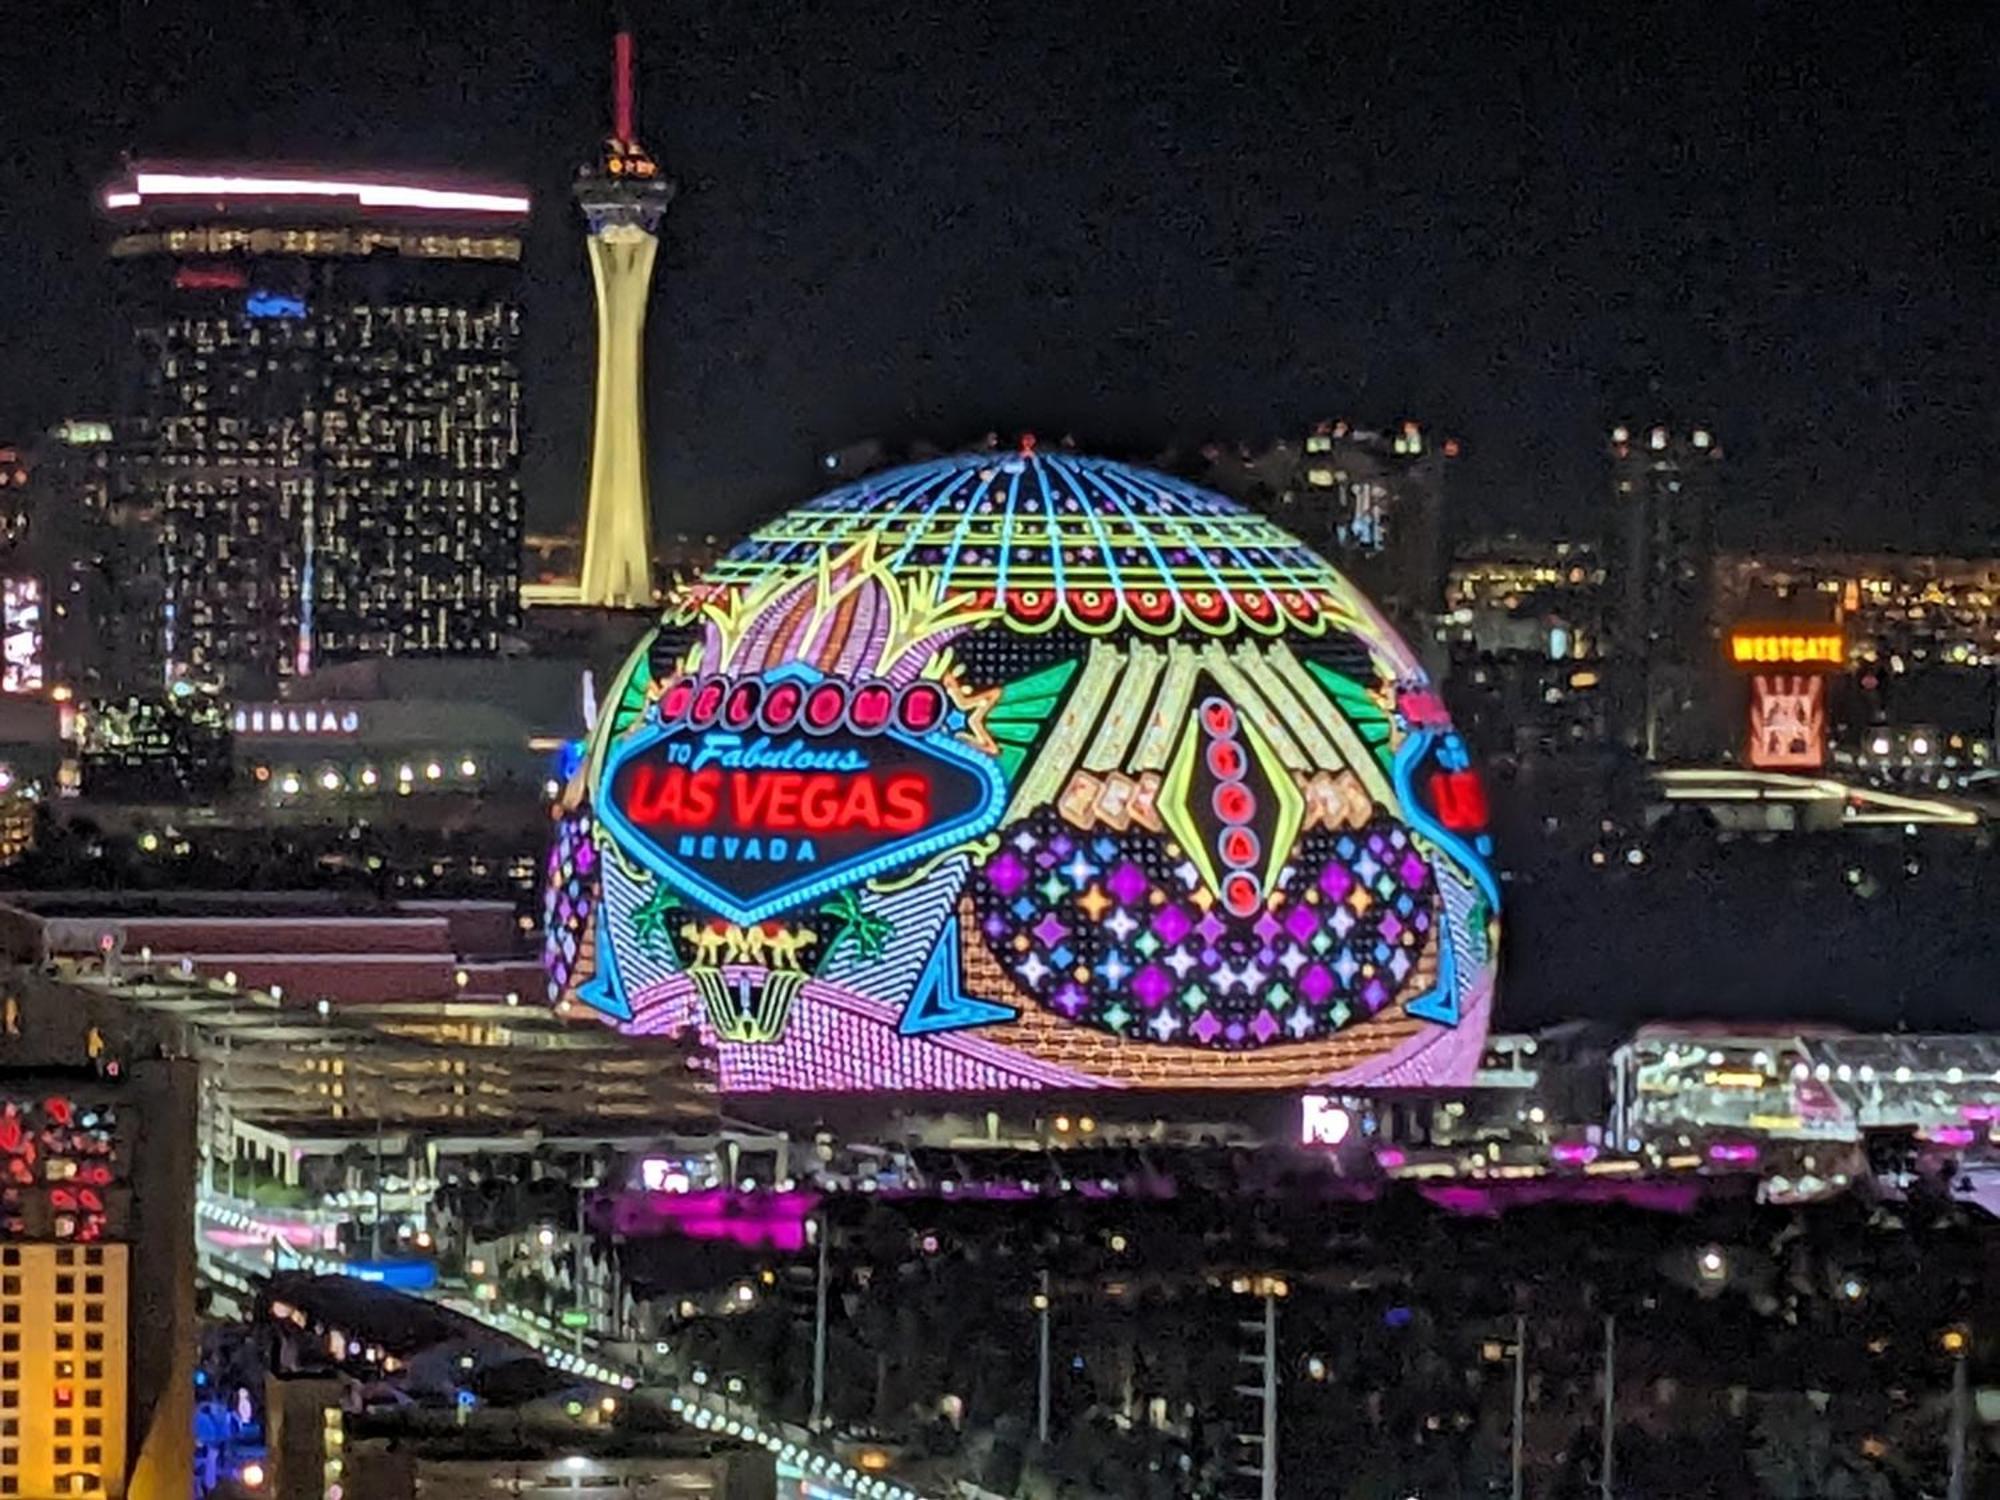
[596,668,1006,926]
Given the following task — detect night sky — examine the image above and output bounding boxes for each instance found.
[2,1,1996,547]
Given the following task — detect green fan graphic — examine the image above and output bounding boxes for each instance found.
[984,659,1079,783]
[1300,659,1395,769]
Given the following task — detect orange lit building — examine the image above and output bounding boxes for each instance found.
[0,1060,196,1500]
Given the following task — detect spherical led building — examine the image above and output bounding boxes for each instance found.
[543,450,1498,1092]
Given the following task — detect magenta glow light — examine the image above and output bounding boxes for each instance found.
[1706,1141,1760,1165]
[105,171,530,216]
[1925,1125,1977,1147]
[1550,1142,1599,1166]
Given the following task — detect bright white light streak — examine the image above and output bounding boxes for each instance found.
[108,172,528,215]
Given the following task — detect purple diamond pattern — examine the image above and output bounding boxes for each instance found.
[968,808,1443,1055]
[986,850,1029,896]
[1132,965,1173,1010]
[1319,862,1355,902]
[1107,862,1149,906]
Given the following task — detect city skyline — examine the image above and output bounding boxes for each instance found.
[0,0,1994,548]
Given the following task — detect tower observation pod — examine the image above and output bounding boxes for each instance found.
[574,27,675,609]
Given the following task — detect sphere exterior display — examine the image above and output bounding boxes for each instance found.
[544,452,1499,1092]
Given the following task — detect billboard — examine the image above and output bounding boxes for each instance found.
[1726,624,1841,770]
[1,578,43,695]
[1727,628,1844,668]
[545,453,1499,1093]
[1747,674,1827,771]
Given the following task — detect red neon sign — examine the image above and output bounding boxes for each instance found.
[1428,770,1488,832]
[620,765,931,835]
[174,265,248,291]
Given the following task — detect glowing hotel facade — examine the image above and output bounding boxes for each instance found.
[100,167,531,690]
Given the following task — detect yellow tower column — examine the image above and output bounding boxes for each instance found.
[579,222,664,607]
[573,28,675,610]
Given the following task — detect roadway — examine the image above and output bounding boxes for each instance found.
[194,1189,929,1500]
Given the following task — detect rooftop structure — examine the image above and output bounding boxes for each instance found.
[0,895,715,1199]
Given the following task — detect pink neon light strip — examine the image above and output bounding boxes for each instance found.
[107,172,530,215]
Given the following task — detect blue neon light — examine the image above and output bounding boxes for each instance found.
[245,290,307,320]
[1392,727,1501,915]
[346,1259,438,1291]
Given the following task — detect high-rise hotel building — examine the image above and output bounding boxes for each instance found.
[0,1055,197,1500]
[100,166,532,691]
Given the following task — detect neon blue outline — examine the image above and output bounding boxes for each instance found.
[576,892,635,1021]
[593,664,1008,927]
[940,465,1004,587]
[1392,727,1501,913]
[1402,909,1460,1026]
[897,914,1017,1035]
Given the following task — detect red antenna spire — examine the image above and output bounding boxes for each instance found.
[613,29,635,145]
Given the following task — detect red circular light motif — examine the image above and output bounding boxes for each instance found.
[1205,739,1246,781]
[1221,872,1261,917]
[1218,825,1260,870]
[1213,782,1256,825]
[723,680,762,729]
[688,677,726,728]
[1072,588,1117,623]
[759,680,803,732]
[1007,589,1057,622]
[803,682,848,732]
[1199,698,1237,738]
[658,678,695,724]
[897,682,946,734]
[849,682,894,731]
